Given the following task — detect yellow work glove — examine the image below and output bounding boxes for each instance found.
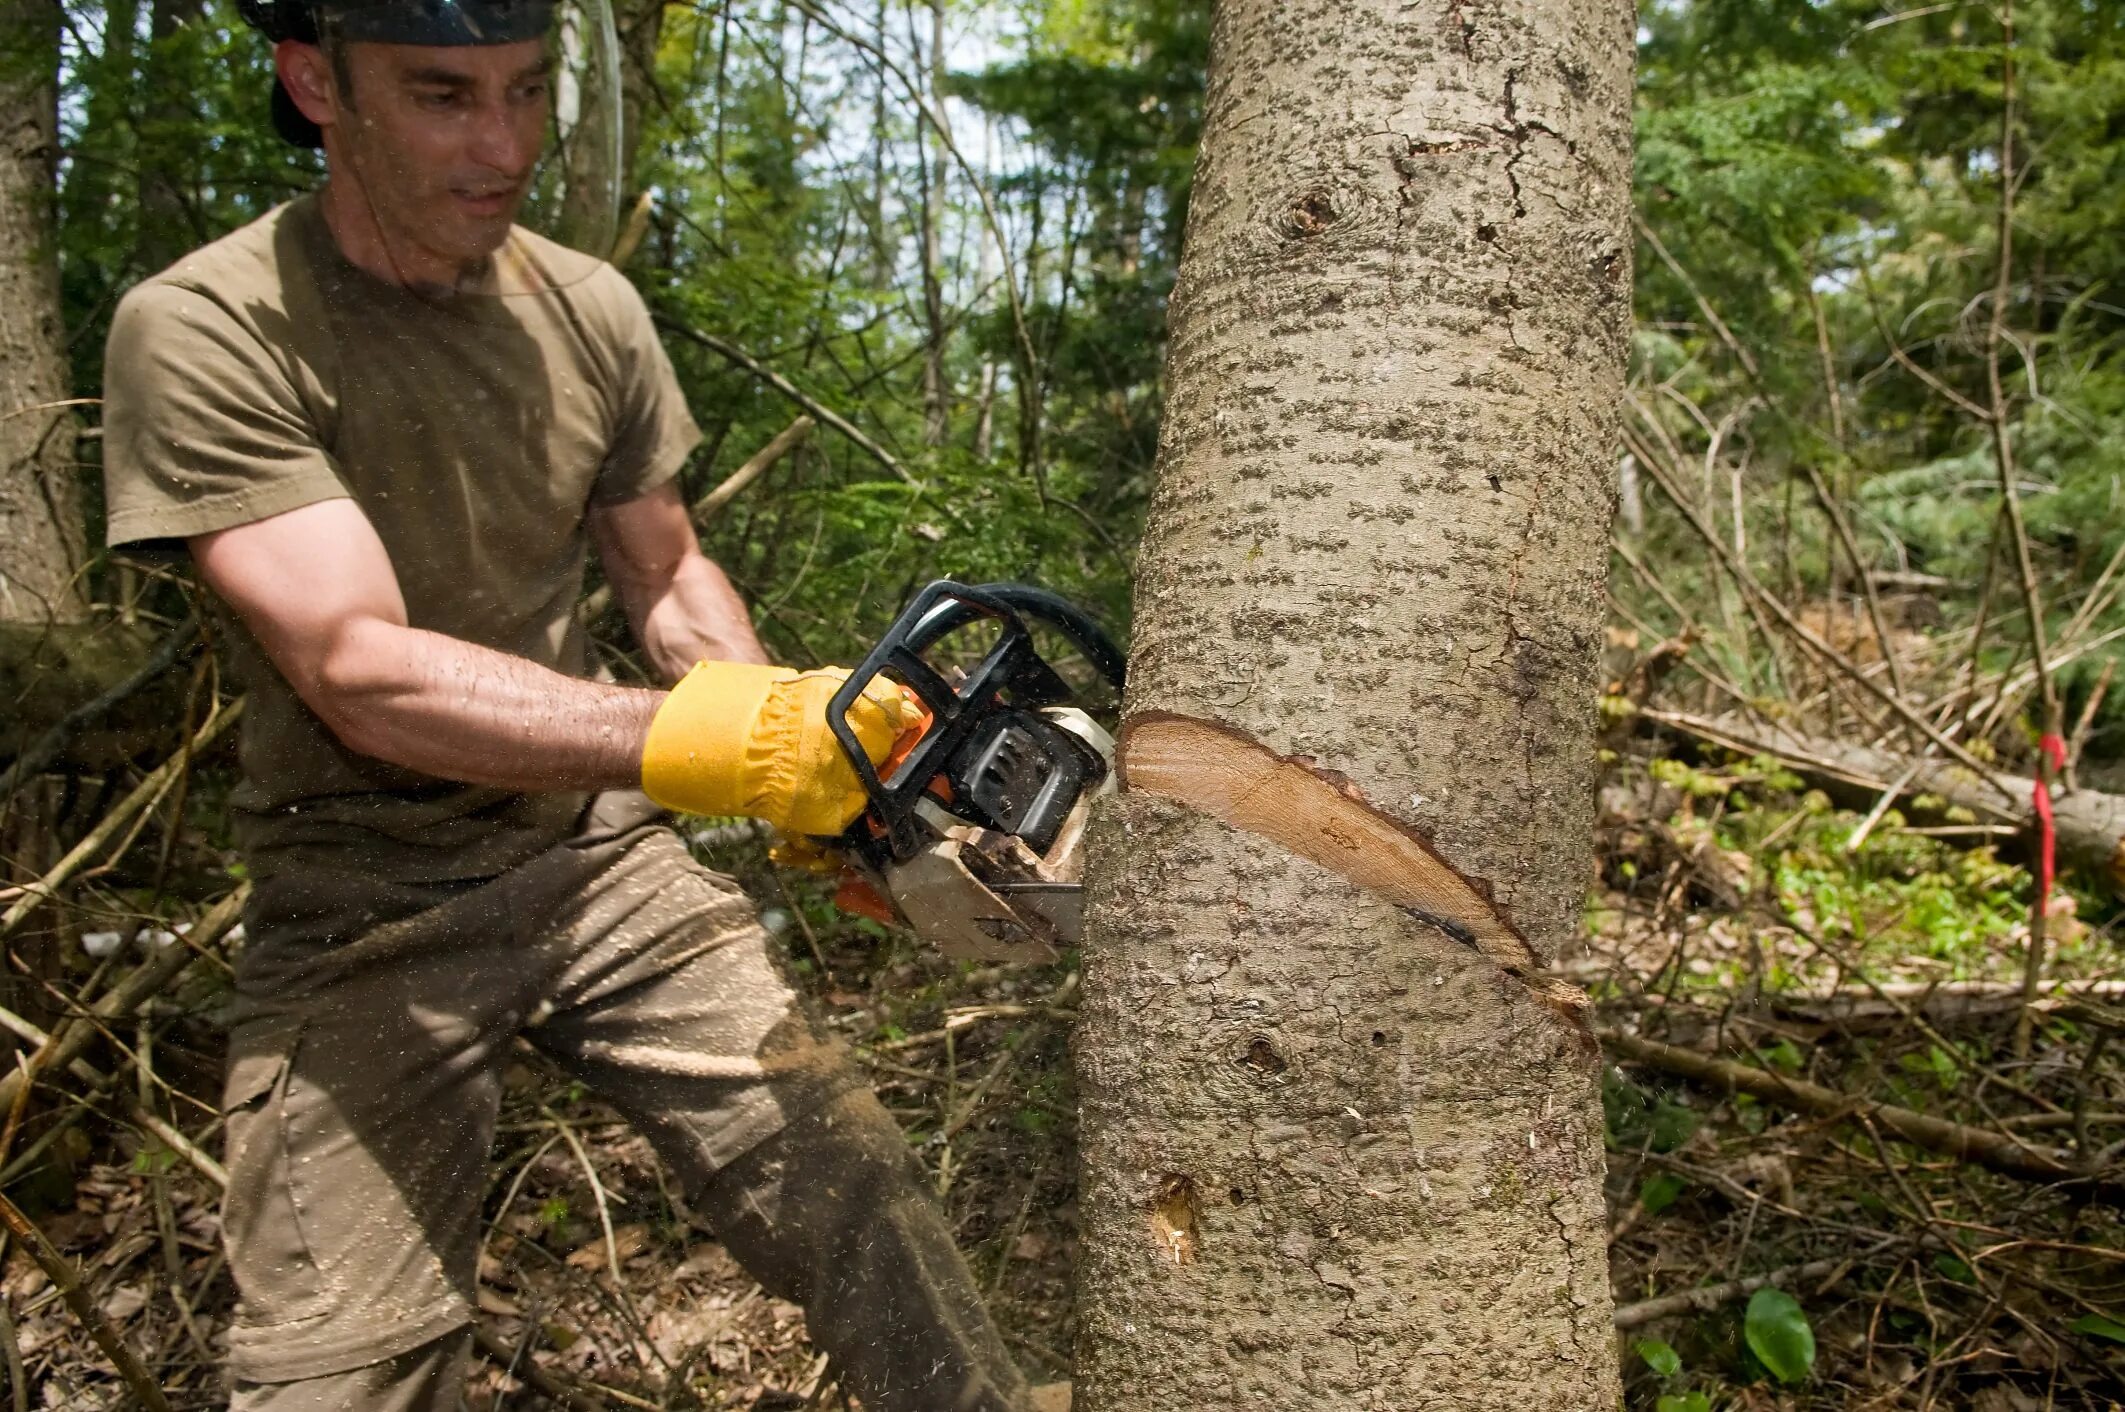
[641,662,922,836]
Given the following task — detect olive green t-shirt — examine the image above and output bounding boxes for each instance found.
[102,196,701,886]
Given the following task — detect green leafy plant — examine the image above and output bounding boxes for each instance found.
[1649,1100,1699,1153]
[2069,1313,2125,1346]
[1635,1338,1683,1377]
[1639,1171,1688,1215]
[1655,1394,1711,1412]
[1744,1288,1817,1384]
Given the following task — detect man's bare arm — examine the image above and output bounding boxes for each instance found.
[192,498,661,791]
[590,481,767,683]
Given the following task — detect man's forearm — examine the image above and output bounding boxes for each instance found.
[318,617,662,791]
[636,555,768,681]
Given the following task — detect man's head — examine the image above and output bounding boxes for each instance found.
[245,0,556,278]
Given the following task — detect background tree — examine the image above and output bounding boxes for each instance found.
[0,0,86,635]
[1070,0,1635,1405]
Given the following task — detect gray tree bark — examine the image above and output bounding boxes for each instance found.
[1071,2,1634,1408]
[0,0,87,630]
[0,0,92,1044]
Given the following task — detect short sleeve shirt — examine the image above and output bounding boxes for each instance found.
[102,196,701,885]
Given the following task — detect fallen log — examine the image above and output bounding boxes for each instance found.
[1643,708,2125,895]
[1770,979,2125,1030]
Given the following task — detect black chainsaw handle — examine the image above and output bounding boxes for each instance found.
[823,580,1124,860]
[903,583,1127,693]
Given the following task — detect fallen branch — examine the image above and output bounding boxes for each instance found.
[0,614,198,797]
[1612,1246,1894,1330]
[0,620,190,766]
[0,886,248,1117]
[1626,417,2014,799]
[1771,979,2125,1030]
[1600,1026,2111,1195]
[654,318,918,487]
[472,1322,609,1412]
[0,1190,172,1412]
[0,697,243,939]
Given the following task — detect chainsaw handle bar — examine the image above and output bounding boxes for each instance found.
[824,580,1123,859]
[903,583,1128,693]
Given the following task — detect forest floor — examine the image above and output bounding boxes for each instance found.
[8,749,2125,1411]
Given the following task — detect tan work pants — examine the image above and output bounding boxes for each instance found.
[220,804,1029,1411]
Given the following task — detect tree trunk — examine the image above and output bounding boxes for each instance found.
[0,0,93,1044]
[0,0,86,631]
[916,0,948,447]
[615,0,667,194]
[135,0,207,277]
[1071,2,1634,1407]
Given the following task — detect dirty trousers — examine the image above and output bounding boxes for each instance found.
[220,810,1029,1411]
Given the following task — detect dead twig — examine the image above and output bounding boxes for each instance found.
[540,1104,631,1306]
[655,318,919,487]
[0,697,244,939]
[1612,1244,1896,1330]
[0,1190,173,1412]
[2064,658,2113,796]
[0,1264,24,1412]
[1801,462,1906,698]
[1629,423,2010,795]
[1598,1026,2112,1195]
[472,1320,610,1412]
[0,886,248,1116]
[0,614,199,802]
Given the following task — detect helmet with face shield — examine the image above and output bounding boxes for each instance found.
[238,0,623,269]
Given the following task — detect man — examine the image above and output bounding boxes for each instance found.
[100,1,1049,1406]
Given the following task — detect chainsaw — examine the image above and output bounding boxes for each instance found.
[822,580,1127,963]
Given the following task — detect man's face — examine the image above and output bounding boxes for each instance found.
[296,38,552,272]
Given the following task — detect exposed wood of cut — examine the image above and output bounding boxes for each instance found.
[1121,712,1559,991]
[1645,707,2125,894]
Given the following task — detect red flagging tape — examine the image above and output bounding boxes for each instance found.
[2034,733,2068,916]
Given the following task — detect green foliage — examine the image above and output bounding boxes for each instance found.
[1648,1100,1700,1153]
[2070,1313,2125,1345]
[1635,1338,1683,1378]
[1625,0,2125,771]
[1655,1395,1711,1412]
[1638,1171,1686,1216]
[1743,1287,1817,1385]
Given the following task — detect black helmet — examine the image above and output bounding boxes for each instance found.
[240,0,556,147]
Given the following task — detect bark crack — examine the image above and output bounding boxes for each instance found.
[1547,1192,1586,1355]
[1445,0,1476,61]
[1118,711,1589,1023]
